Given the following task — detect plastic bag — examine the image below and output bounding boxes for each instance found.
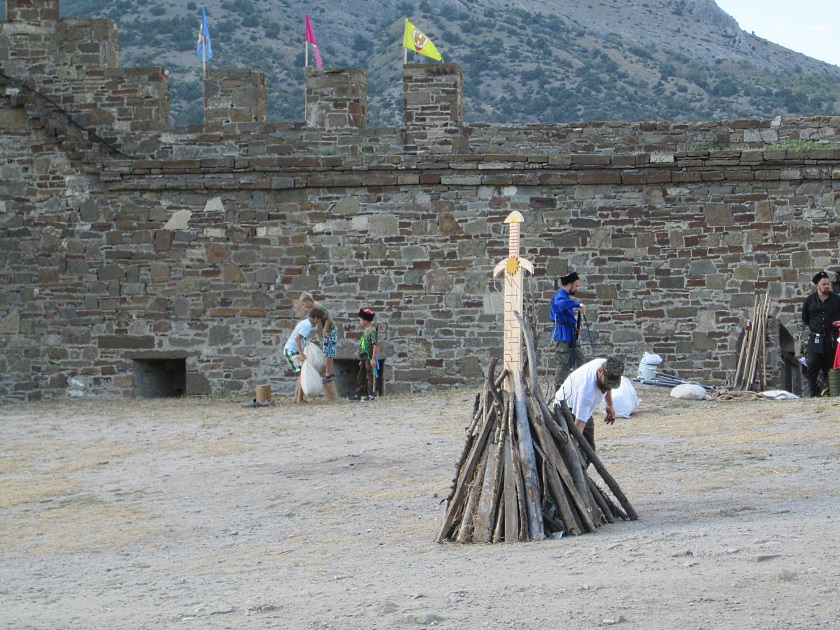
[306,343,326,374]
[611,376,640,418]
[300,361,323,397]
[640,351,662,365]
[596,376,640,418]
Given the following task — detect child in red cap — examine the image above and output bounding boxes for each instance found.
[349,308,378,401]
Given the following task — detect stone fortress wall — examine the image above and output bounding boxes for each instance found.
[1,0,838,401]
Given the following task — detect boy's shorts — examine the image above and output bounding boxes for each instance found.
[323,328,338,358]
[284,349,302,374]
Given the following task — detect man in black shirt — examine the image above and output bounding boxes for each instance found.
[802,271,840,397]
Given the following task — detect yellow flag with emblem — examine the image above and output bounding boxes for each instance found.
[403,19,443,61]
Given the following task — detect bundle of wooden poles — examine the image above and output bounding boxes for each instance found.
[731,294,771,391]
[436,314,638,543]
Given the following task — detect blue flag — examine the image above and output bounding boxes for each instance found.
[196,8,212,62]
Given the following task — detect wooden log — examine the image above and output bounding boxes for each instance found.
[456,447,489,542]
[543,512,565,534]
[526,397,588,534]
[441,377,493,506]
[514,311,545,405]
[473,418,506,542]
[745,293,768,391]
[745,298,760,390]
[559,401,639,521]
[531,432,584,535]
[492,488,505,543]
[587,476,614,525]
[538,397,569,446]
[733,294,757,390]
[511,370,544,540]
[322,378,339,401]
[591,478,627,521]
[760,296,770,391]
[255,384,271,404]
[548,403,592,517]
[435,396,500,542]
[513,458,528,541]
[506,395,528,541]
[502,434,518,542]
[517,310,594,524]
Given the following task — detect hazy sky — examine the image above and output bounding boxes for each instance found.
[714,0,840,67]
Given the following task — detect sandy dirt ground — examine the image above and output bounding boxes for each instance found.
[2,384,840,629]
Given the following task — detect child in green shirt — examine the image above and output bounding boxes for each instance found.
[348,307,378,401]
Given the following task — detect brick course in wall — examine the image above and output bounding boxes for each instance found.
[1,1,838,401]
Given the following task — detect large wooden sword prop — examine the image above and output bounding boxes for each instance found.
[493,211,534,391]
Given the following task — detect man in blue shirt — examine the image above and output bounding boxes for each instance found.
[551,271,587,390]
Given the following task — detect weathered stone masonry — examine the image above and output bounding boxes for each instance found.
[1,0,839,401]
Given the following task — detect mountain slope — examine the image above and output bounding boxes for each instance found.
[52,0,840,128]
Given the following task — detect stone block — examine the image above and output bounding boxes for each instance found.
[689,260,717,275]
[611,329,644,343]
[333,197,360,214]
[438,214,464,235]
[692,332,718,351]
[424,269,454,294]
[98,335,155,350]
[790,250,812,269]
[255,268,277,284]
[369,215,398,236]
[458,356,483,378]
[704,203,734,226]
[360,275,380,291]
[401,246,428,261]
[0,309,20,334]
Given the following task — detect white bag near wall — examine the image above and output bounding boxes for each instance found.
[300,361,323,397]
[595,376,640,418]
[612,376,640,418]
[305,343,326,374]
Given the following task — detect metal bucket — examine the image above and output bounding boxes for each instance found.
[829,369,840,397]
[638,362,657,380]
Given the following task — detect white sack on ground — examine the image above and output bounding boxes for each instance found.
[670,383,707,400]
[760,390,799,400]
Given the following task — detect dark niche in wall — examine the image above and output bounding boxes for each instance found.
[132,358,187,398]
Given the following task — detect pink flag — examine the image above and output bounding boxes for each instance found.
[305,14,323,69]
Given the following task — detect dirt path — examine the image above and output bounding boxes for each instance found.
[2,386,840,629]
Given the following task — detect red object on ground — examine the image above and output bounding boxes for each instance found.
[834,336,840,369]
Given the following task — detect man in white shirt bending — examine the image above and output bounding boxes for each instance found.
[554,357,624,461]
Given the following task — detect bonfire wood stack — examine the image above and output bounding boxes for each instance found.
[732,294,771,391]
[436,316,638,543]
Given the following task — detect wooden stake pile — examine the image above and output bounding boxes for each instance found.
[436,316,638,543]
[732,293,771,391]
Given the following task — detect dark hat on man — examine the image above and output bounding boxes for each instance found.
[812,271,829,284]
[560,271,580,285]
[602,357,624,390]
[358,307,375,322]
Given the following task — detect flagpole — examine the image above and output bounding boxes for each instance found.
[199,17,205,128]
